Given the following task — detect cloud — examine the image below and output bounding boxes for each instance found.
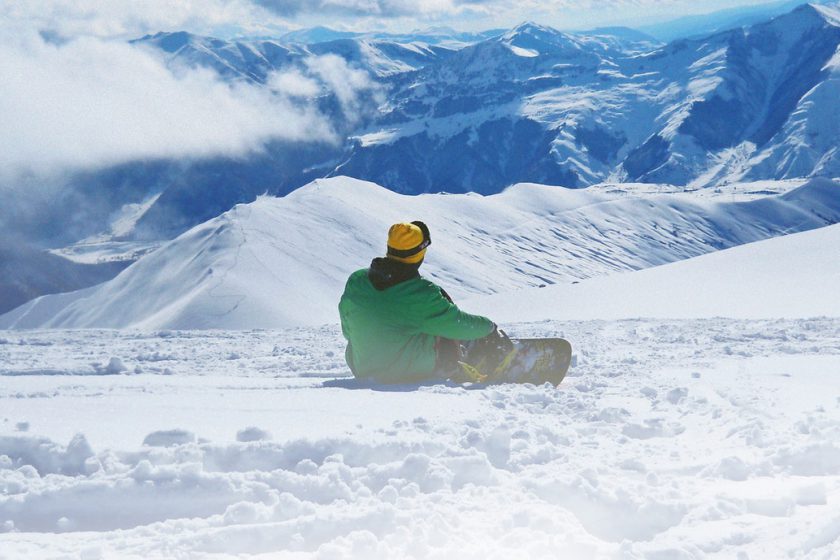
[0,28,343,182]
[304,55,384,123]
[267,69,322,97]
[267,55,383,127]
[254,0,442,18]
[251,0,705,21]
[3,0,771,40]
[0,20,386,242]
[257,0,550,21]
[3,0,285,39]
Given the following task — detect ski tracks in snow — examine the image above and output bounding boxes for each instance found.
[1,318,839,558]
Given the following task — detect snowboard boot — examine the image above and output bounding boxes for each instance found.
[462,329,514,380]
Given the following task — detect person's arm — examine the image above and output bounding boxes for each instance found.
[411,282,495,340]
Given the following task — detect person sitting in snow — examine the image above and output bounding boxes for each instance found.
[339,220,510,384]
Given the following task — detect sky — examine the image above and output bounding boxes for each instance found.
[4,0,794,38]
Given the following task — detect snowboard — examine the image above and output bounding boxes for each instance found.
[457,338,572,385]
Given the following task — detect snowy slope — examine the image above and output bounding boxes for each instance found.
[2,176,839,330]
[745,18,840,181]
[2,314,839,554]
[467,221,840,322]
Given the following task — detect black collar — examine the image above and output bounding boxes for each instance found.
[367,257,421,291]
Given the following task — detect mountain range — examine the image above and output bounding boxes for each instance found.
[340,4,840,193]
[2,3,839,316]
[92,3,840,242]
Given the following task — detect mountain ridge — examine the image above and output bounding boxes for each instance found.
[3,176,838,330]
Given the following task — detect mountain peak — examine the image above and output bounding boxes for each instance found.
[500,21,579,56]
[133,31,200,53]
[506,21,560,38]
[582,26,660,44]
[774,2,840,27]
[811,2,840,27]
[742,2,840,45]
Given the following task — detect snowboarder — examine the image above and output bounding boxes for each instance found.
[339,221,507,384]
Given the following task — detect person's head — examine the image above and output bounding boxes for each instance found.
[386,221,431,265]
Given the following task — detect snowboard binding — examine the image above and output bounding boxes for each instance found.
[460,328,515,381]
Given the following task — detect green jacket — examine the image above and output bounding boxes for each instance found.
[339,260,495,383]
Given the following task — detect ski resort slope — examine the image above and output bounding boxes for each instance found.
[467,221,840,322]
[2,176,839,330]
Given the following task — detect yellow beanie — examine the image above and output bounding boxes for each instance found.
[387,221,430,264]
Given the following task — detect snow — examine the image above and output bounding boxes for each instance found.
[466,222,840,322]
[813,3,840,28]
[49,240,161,266]
[3,176,839,330]
[2,180,840,557]
[507,44,540,58]
[1,315,839,558]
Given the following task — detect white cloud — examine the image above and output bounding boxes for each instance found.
[0,28,340,182]
[305,55,384,123]
[254,0,461,18]
[294,0,646,21]
[3,0,286,39]
[267,69,322,97]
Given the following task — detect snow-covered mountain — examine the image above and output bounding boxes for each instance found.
[115,4,840,224]
[279,26,361,45]
[279,26,504,49]
[3,176,837,330]
[341,4,840,193]
[642,3,840,186]
[134,30,455,80]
